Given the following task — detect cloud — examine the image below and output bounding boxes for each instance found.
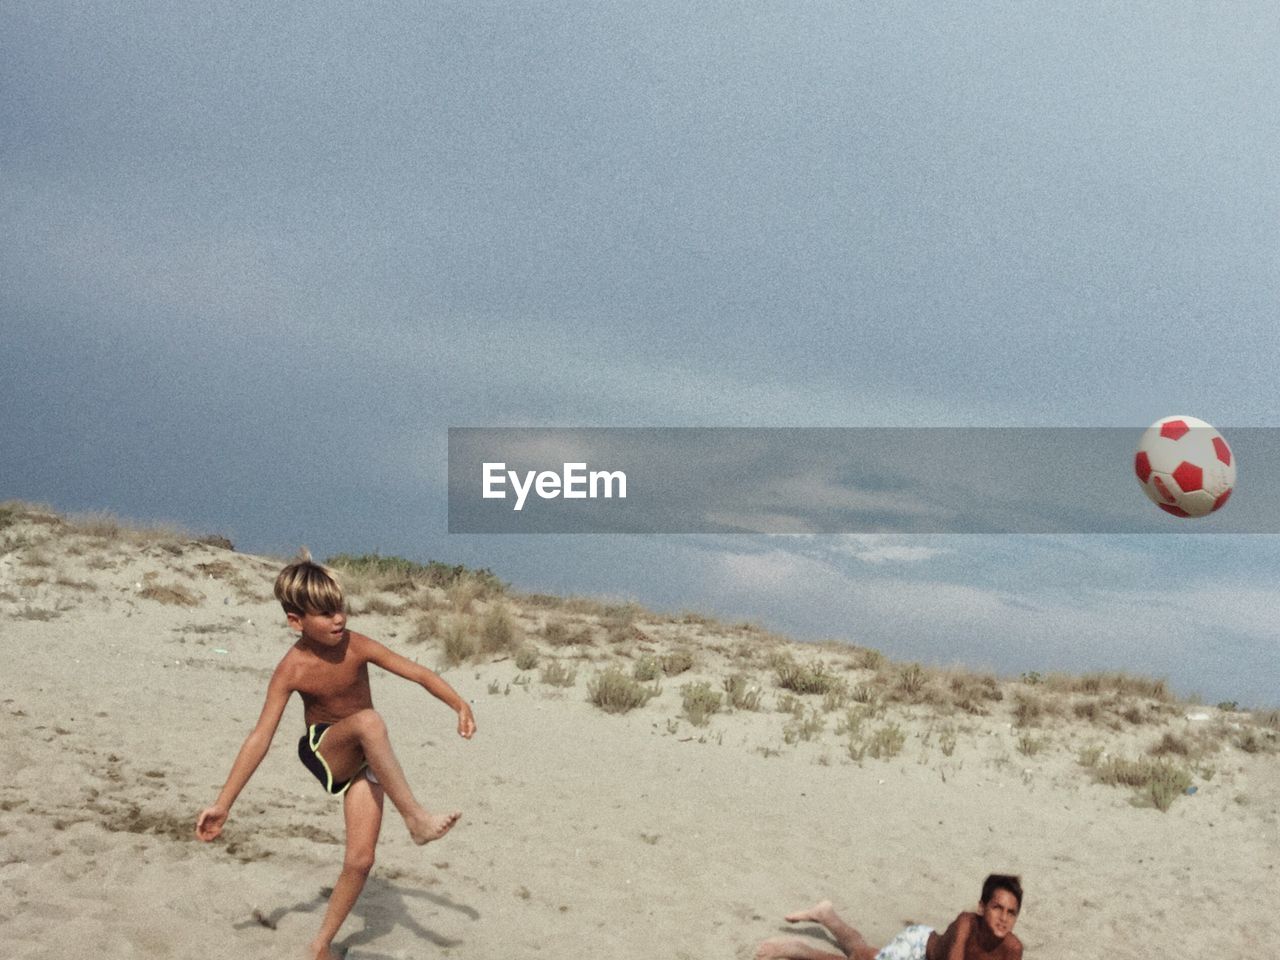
[817,535,952,565]
[695,535,1278,705]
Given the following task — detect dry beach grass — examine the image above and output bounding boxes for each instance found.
[1,501,1277,958]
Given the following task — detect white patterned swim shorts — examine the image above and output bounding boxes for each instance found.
[874,924,934,960]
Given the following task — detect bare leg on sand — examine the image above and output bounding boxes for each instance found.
[753,901,879,960]
[308,775,380,960]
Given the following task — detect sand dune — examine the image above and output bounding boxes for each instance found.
[1,504,1276,959]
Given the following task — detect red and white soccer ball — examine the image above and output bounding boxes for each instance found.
[1134,416,1235,518]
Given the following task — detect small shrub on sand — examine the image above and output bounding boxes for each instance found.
[540,660,577,688]
[679,610,720,627]
[783,708,825,744]
[606,622,635,645]
[193,559,238,580]
[1148,731,1201,759]
[138,582,202,606]
[723,673,764,711]
[1147,765,1194,811]
[1119,703,1149,725]
[17,605,59,621]
[835,706,871,738]
[822,686,851,712]
[441,619,477,665]
[602,601,641,627]
[1049,671,1170,699]
[1073,698,1104,723]
[681,681,723,726]
[328,555,417,595]
[849,683,878,705]
[1017,733,1047,756]
[1094,756,1193,811]
[1012,691,1045,727]
[354,595,404,616]
[949,672,1003,714]
[602,602,641,643]
[542,618,570,646]
[514,646,539,671]
[633,655,660,682]
[1118,674,1171,700]
[776,693,805,718]
[588,667,659,714]
[409,613,439,645]
[1254,709,1280,731]
[896,663,928,699]
[866,723,906,759]
[661,649,695,676]
[543,618,594,647]
[845,646,886,671]
[447,576,485,614]
[65,509,195,549]
[569,624,597,646]
[1234,727,1278,754]
[480,604,519,655]
[328,553,502,597]
[1077,744,1104,768]
[774,657,839,695]
[54,574,97,592]
[938,724,958,757]
[521,592,567,609]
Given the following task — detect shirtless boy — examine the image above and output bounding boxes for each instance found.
[196,553,476,960]
[756,874,1024,960]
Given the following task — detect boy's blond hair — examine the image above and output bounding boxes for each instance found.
[274,549,345,616]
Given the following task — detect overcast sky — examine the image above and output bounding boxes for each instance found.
[4,2,1278,705]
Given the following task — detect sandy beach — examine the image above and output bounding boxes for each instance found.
[1,504,1277,959]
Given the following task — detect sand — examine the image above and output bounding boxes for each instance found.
[1,507,1277,959]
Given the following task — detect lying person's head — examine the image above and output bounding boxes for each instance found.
[978,874,1022,939]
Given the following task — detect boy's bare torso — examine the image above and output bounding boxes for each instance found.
[280,631,376,725]
[928,913,1022,960]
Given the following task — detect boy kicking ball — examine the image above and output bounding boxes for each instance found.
[196,553,476,960]
[757,874,1023,960]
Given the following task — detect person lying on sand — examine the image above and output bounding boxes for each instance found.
[757,874,1023,960]
[195,552,476,960]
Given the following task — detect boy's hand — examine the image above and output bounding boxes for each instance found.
[456,703,476,739]
[195,805,229,841]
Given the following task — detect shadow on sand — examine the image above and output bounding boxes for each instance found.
[235,876,479,957]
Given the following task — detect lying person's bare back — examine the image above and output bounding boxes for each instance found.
[927,895,1022,960]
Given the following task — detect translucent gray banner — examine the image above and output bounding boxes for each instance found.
[447,427,1274,533]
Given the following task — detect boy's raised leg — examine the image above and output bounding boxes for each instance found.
[309,775,384,960]
[784,901,878,960]
[317,709,460,844]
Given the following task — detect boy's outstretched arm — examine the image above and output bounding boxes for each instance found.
[195,666,292,841]
[364,637,476,738]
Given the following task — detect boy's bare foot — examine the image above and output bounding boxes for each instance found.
[785,900,836,925]
[407,810,461,845]
[306,943,343,960]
